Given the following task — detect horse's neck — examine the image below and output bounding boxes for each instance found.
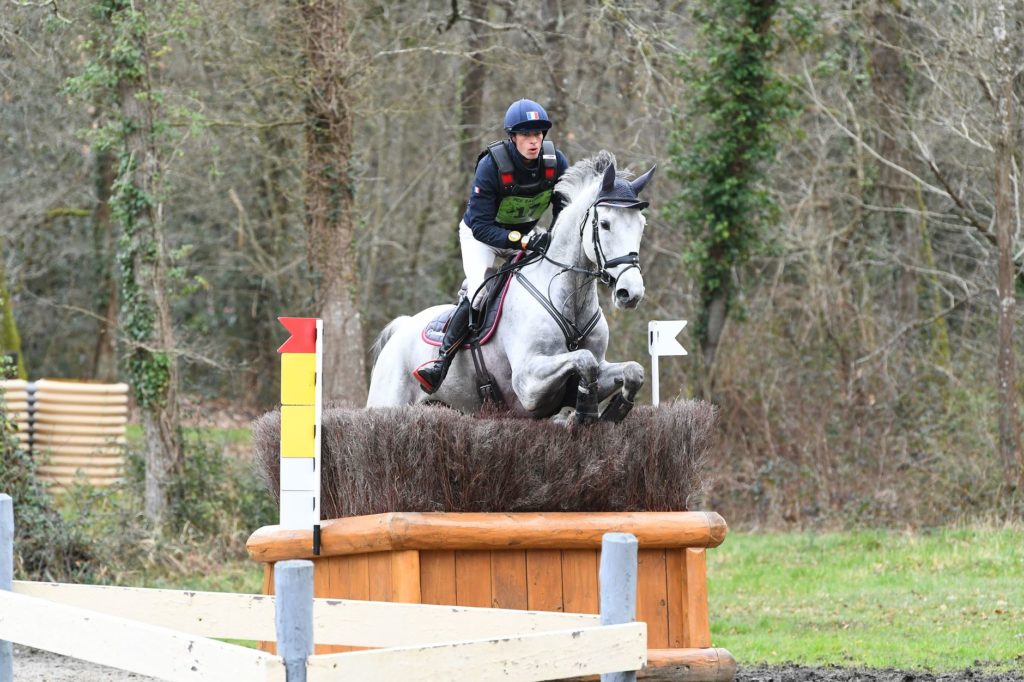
[531,198,600,322]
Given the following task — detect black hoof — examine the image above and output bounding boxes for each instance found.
[600,393,634,423]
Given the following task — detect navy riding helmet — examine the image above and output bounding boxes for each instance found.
[504,99,552,135]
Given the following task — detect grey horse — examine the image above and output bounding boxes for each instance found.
[367,150,655,423]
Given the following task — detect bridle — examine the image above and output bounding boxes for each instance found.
[582,200,643,289]
[526,200,643,288]
[513,199,644,350]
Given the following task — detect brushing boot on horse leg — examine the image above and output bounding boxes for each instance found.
[413,298,473,394]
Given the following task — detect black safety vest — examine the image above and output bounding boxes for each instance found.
[477,140,559,226]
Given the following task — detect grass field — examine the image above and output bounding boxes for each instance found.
[138,527,1023,671]
[708,527,1024,672]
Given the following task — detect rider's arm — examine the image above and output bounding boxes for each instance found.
[464,156,517,249]
[550,149,571,227]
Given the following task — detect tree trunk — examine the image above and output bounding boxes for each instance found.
[92,146,119,382]
[458,0,489,178]
[699,285,729,398]
[300,0,367,405]
[542,0,569,127]
[867,2,919,317]
[992,25,1022,489]
[115,0,182,525]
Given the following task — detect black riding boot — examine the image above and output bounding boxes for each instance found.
[413,298,473,394]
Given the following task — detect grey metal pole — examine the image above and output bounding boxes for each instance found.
[1,494,14,682]
[600,532,639,682]
[275,559,314,682]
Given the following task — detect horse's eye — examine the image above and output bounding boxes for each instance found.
[600,219,611,230]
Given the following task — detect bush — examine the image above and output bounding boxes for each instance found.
[165,432,277,545]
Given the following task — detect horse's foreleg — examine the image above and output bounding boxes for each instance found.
[511,349,600,419]
[595,360,645,423]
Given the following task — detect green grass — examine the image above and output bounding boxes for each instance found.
[133,559,264,594]
[125,424,250,454]
[708,527,1024,672]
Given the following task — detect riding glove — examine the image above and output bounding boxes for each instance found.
[522,231,551,254]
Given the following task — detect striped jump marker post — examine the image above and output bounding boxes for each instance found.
[277,317,323,554]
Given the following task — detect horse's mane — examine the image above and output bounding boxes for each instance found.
[555,150,617,204]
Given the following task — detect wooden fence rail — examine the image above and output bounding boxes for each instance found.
[0,494,648,682]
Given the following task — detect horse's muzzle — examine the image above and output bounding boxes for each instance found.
[615,287,643,309]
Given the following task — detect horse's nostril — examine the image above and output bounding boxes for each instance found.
[615,288,630,301]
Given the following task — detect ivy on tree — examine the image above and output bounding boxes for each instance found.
[667,0,811,377]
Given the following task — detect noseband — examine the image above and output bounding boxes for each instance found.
[581,201,643,289]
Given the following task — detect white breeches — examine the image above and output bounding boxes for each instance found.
[459,222,517,308]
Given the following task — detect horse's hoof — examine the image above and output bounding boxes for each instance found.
[600,393,634,423]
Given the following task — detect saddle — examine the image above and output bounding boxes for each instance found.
[421,258,520,349]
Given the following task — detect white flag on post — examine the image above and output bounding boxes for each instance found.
[648,320,688,357]
[648,320,687,406]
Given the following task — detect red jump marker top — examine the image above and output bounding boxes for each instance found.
[278,317,318,354]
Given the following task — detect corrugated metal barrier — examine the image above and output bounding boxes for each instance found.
[1,379,128,488]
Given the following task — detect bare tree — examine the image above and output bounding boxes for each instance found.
[112,0,183,523]
[989,3,1023,488]
[299,0,367,405]
[91,145,118,382]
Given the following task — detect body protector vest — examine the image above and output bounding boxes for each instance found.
[477,140,558,226]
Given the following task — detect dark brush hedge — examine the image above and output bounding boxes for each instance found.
[252,401,716,519]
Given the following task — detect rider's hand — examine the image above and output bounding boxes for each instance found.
[521,231,551,253]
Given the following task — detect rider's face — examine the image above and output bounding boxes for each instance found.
[512,131,544,160]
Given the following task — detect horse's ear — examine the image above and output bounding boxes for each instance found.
[601,163,616,193]
[630,164,657,195]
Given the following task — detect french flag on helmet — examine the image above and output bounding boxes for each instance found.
[504,99,552,134]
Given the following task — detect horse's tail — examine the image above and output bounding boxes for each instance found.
[369,316,410,366]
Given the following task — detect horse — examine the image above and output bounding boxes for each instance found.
[366,150,655,424]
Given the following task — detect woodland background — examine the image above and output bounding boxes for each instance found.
[2,0,1022,530]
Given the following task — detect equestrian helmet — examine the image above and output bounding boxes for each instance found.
[504,99,552,134]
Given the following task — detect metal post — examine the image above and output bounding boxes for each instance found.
[651,354,660,407]
[1,494,14,682]
[275,560,314,682]
[600,532,639,682]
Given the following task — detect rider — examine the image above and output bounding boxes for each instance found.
[413,98,570,394]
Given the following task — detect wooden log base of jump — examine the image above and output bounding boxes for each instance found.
[248,512,727,562]
[560,648,737,682]
[247,511,734,681]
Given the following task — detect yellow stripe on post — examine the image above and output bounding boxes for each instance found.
[280,404,316,458]
[281,353,317,405]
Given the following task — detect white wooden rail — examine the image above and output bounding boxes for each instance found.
[306,623,646,682]
[0,493,646,682]
[0,589,284,682]
[11,581,601,647]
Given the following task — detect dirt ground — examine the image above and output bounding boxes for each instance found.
[735,664,1024,682]
[12,646,1024,682]
[12,645,159,681]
